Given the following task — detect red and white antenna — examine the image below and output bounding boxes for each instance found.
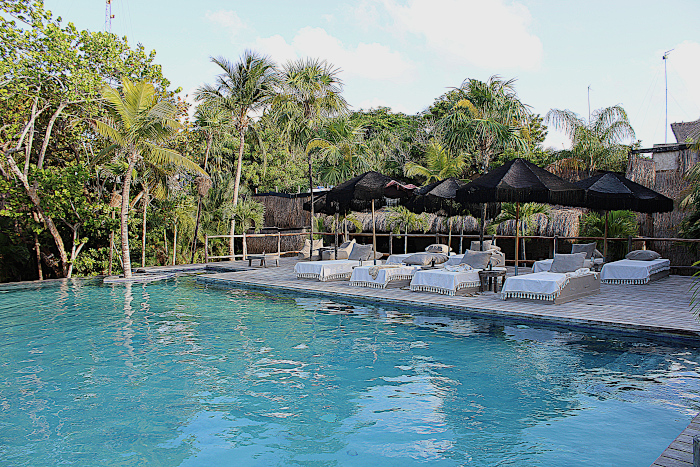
[105,0,114,32]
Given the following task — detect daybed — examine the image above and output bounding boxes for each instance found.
[294,243,381,281]
[349,264,420,289]
[294,259,362,281]
[533,242,604,273]
[600,250,670,284]
[501,269,601,304]
[321,239,356,260]
[409,265,485,296]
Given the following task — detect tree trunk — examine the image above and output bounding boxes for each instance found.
[120,154,137,278]
[172,221,178,265]
[141,188,148,268]
[308,152,315,261]
[108,211,115,276]
[191,134,212,262]
[34,232,43,281]
[229,219,235,257]
[231,122,246,207]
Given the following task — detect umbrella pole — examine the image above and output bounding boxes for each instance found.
[515,202,520,276]
[459,219,464,254]
[372,199,377,265]
[448,221,452,251]
[334,212,339,260]
[480,203,486,251]
[603,211,609,262]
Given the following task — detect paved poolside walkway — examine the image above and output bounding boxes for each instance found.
[193,257,700,339]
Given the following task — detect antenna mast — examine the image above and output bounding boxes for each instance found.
[663,49,673,143]
[105,0,114,33]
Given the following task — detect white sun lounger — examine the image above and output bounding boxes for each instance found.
[600,259,670,284]
[409,267,483,296]
[533,257,603,273]
[501,269,601,304]
[349,265,420,289]
[294,260,363,281]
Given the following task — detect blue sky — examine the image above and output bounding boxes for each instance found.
[46,0,700,149]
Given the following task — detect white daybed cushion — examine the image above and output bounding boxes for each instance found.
[349,265,420,289]
[294,260,361,281]
[533,258,600,273]
[502,269,595,301]
[600,258,670,284]
[445,254,465,266]
[386,253,412,265]
[409,267,481,296]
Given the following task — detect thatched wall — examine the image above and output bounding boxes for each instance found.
[492,208,582,237]
[253,193,311,229]
[627,150,700,266]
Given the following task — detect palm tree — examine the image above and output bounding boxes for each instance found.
[404,139,466,183]
[273,58,348,251]
[170,194,196,265]
[385,206,430,253]
[308,118,370,186]
[545,105,635,175]
[95,77,205,278]
[195,51,278,254]
[190,103,230,261]
[438,75,530,173]
[490,203,550,262]
[580,210,638,260]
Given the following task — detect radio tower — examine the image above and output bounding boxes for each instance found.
[105,0,114,32]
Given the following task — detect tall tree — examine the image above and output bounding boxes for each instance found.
[195,51,278,207]
[545,105,635,175]
[437,76,530,174]
[95,78,204,278]
[308,117,369,186]
[273,58,348,248]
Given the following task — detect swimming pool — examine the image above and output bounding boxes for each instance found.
[0,277,698,466]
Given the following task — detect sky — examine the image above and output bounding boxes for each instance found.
[44,0,700,150]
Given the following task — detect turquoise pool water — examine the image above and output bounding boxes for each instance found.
[1,277,699,466]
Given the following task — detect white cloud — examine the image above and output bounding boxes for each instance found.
[204,10,248,38]
[365,0,543,70]
[255,27,415,81]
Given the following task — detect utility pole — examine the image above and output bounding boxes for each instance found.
[587,85,591,123]
[105,0,114,33]
[663,49,673,143]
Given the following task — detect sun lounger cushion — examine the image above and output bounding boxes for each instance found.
[349,265,419,288]
[600,258,670,284]
[404,252,449,266]
[533,258,599,273]
[625,250,661,261]
[321,239,356,260]
[502,269,594,301]
[348,243,374,261]
[410,268,482,296]
[298,239,323,260]
[470,240,502,252]
[571,242,597,259]
[550,252,587,273]
[294,259,361,281]
[425,244,451,254]
[460,250,492,269]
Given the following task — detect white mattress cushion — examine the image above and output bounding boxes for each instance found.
[294,260,361,281]
[600,259,670,284]
[349,265,419,288]
[409,269,482,296]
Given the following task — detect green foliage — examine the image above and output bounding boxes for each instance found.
[231,198,265,234]
[403,139,466,183]
[580,210,639,260]
[489,203,550,235]
[545,105,635,175]
[385,206,430,235]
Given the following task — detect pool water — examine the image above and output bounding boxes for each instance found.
[1,277,699,466]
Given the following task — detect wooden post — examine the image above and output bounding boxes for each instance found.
[371,199,377,265]
[514,202,520,275]
[389,231,393,256]
[459,222,464,254]
[204,235,209,263]
[277,231,281,257]
[604,211,609,261]
[627,235,632,254]
[693,435,700,467]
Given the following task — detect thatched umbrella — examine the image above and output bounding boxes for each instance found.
[326,171,416,264]
[456,158,585,275]
[575,172,674,260]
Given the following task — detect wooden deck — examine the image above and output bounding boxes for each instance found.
[192,257,700,339]
[652,414,700,467]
